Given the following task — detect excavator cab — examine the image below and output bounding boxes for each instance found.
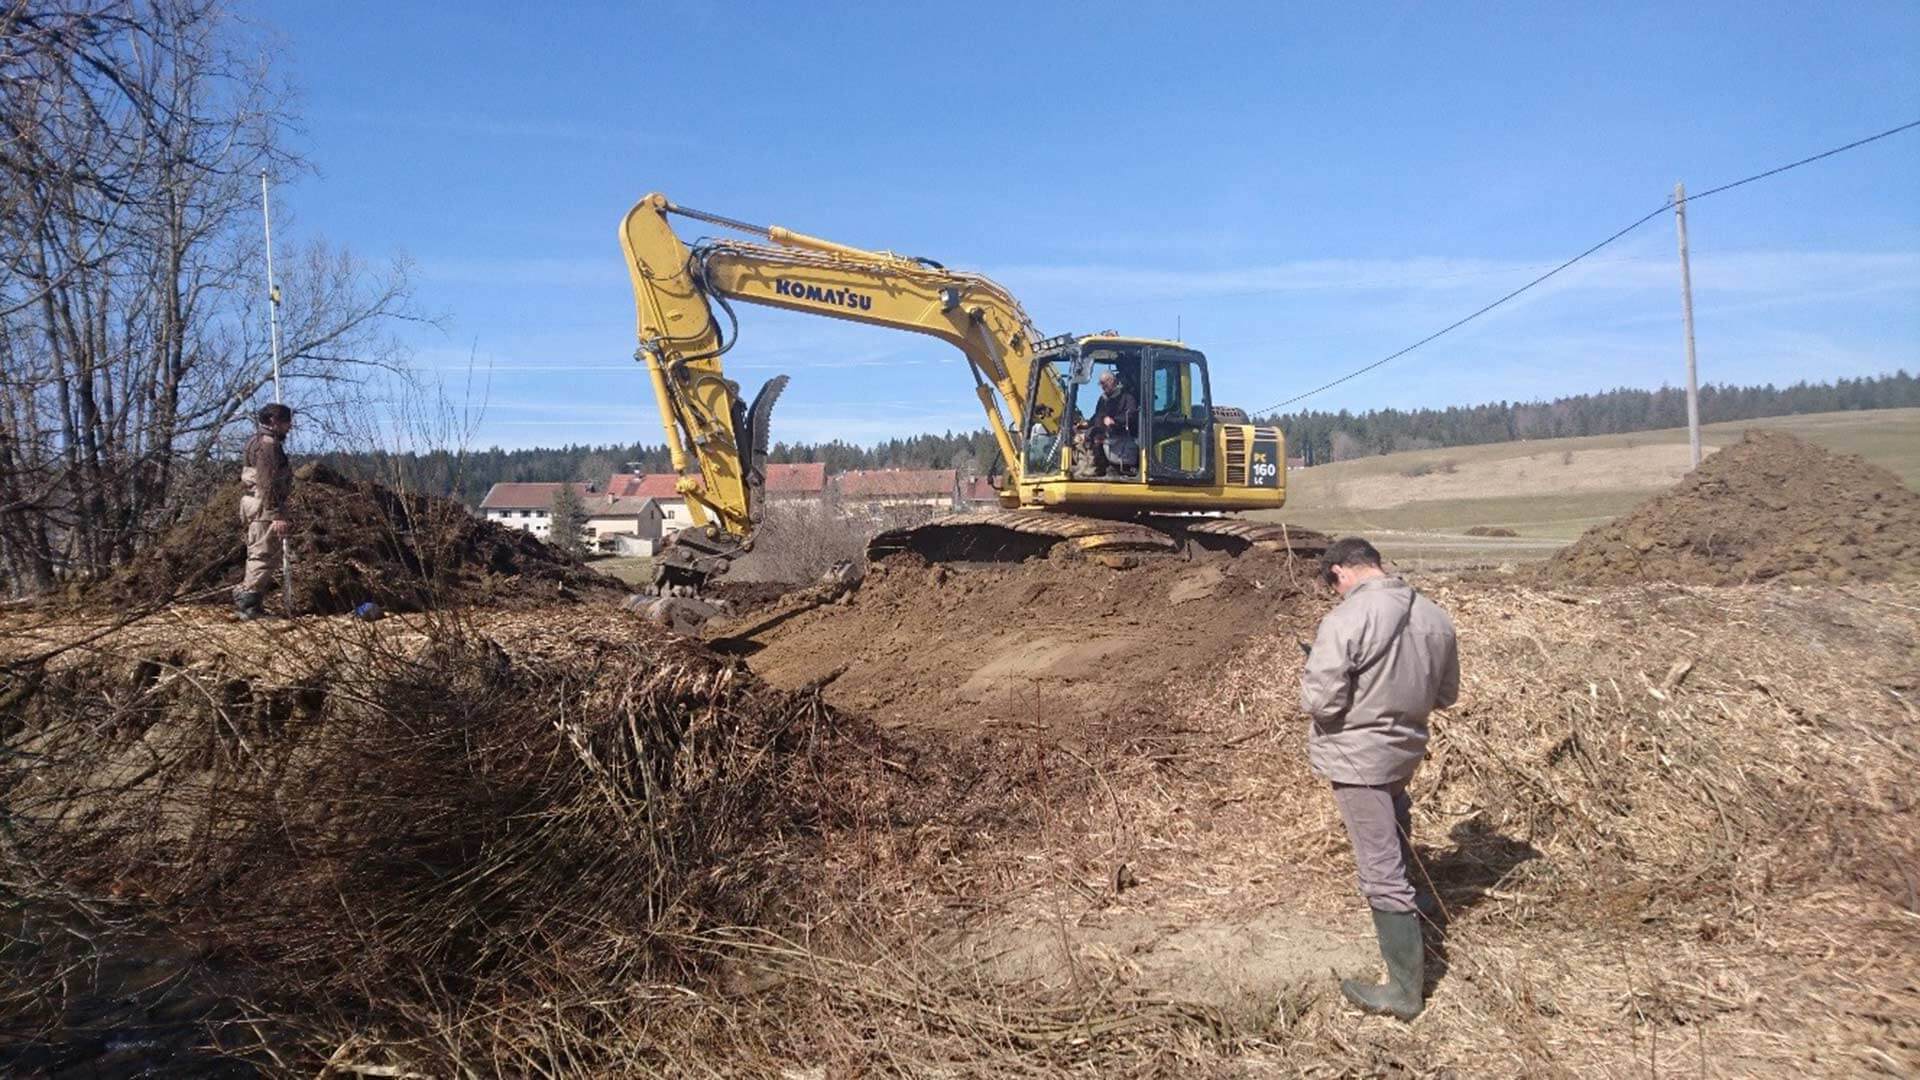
[1022,337,1213,486]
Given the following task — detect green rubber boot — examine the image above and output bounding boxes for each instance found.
[1341,908,1425,1020]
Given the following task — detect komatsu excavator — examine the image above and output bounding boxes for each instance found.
[619,194,1324,623]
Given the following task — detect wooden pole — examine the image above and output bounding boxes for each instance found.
[1674,181,1701,467]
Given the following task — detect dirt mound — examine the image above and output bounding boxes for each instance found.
[1464,525,1518,537]
[88,463,629,613]
[717,548,1323,732]
[1546,430,1920,585]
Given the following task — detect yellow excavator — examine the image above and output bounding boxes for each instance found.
[618,194,1323,620]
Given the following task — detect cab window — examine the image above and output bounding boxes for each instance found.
[1148,350,1212,482]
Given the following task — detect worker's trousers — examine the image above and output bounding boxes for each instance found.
[235,496,283,600]
[1331,780,1418,914]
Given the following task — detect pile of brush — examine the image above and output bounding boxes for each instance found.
[0,608,846,1073]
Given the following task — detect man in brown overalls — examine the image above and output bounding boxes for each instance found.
[1300,537,1460,1021]
[233,403,295,619]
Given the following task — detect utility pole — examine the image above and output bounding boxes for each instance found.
[1673,181,1701,467]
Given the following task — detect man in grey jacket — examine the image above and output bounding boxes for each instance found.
[1301,537,1459,1021]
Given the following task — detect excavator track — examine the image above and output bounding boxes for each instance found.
[1170,517,1333,559]
[867,510,1330,564]
[868,510,1176,562]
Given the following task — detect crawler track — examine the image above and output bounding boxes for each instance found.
[868,510,1330,564]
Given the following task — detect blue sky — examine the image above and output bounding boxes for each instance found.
[256,2,1920,450]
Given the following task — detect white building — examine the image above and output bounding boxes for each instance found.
[478,482,665,553]
[478,482,593,539]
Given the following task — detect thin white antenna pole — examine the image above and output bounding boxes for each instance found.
[260,170,294,618]
[260,170,284,403]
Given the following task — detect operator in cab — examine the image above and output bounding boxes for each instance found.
[1087,371,1138,477]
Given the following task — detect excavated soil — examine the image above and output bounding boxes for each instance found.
[714,548,1324,732]
[85,463,629,614]
[1546,429,1920,585]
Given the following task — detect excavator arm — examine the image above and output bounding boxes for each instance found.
[617,193,1044,586]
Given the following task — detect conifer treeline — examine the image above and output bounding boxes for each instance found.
[1271,371,1917,464]
[324,372,1916,505]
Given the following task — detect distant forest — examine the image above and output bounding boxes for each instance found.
[1269,371,1918,465]
[323,372,1917,506]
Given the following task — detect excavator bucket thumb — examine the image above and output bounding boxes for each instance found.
[745,375,788,479]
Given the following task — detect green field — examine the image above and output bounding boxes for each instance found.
[588,555,654,586]
[1252,407,1920,568]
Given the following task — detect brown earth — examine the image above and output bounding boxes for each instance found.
[1546,429,1920,585]
[6,568,1918,1074]
[1464,525,1519,537]
[714,547,1325,733]
[84,463,629,614]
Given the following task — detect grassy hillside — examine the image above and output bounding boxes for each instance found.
[1255,407,1920,566]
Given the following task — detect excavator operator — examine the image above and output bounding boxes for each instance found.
[1087,370,1140,477]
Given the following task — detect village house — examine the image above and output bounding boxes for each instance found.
[833,468,960,514]
[477,482,595,540]
[607,463,829,534]
[603,472,691,532]
[583,493,666,554]
[960,475,1003,507]
[477,482,666,553]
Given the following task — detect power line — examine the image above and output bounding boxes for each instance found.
[1257,118,1920,416]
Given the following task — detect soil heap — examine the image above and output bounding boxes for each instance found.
[88,463,629,613]
[1545,429,1920,585]
[717,547,1324,733]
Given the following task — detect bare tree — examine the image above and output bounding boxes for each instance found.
[0,1,414,594]
[1329,430,1367,462]
[549,483,588,557]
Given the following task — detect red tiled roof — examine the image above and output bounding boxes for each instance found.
[608,464,824,497]
[765,461,827,493]
[606,472,688,499]
[479,482,594,510]
[582,494,660,518]
[834,469,958,498]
